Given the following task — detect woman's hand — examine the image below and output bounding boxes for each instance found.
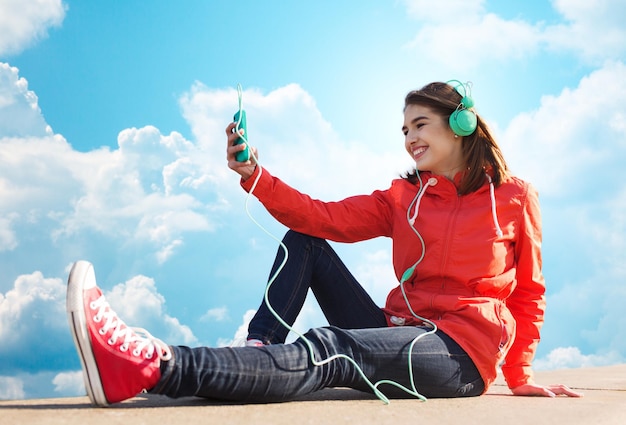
[225,122,258,181]
[511,383,583,398]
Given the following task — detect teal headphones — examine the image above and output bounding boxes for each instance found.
[447,80,477,137]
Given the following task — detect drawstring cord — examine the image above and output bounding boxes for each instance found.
[486,174,504,238]
[408,177,438,226]
[410,172,503,238]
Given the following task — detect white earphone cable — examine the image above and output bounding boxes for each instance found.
[234,84,438,404]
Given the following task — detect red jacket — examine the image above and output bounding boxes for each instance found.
[241,166,545,392]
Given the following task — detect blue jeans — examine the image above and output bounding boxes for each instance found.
[151,231,484,401]
[153,326,484,401]
[248,231,388,343]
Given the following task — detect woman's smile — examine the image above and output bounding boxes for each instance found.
[412,145,428,159]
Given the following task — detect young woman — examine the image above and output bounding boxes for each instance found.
[67,81,581,407]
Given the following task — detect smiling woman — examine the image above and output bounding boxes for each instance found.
[1,0,625,402]
[403,104,466,180]
[402,82,508,196]
[63,80,581,408]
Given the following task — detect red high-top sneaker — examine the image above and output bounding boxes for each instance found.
[66,261,172,406]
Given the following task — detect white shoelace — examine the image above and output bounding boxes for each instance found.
[90,295,172,361]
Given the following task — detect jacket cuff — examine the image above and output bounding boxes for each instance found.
[240,165,262,192]
[502,364,535,389]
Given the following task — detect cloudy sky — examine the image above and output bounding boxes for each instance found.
[1,0,625,400]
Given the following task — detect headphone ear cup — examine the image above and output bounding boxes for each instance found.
[449,107,477,136]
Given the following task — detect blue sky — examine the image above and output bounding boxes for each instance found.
[1,0,625,400]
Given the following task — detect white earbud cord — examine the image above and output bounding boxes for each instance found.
[376,170,438,400]
[235,85,435,404]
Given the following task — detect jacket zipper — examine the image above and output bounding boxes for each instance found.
[494,301,509,355]
[430,194,462,316]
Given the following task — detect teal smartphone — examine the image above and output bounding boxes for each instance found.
[233,110,250,162]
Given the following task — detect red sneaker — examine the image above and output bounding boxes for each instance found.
[66,261,172,406]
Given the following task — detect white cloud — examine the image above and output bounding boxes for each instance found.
[1,69,408,268]
[401,0,626,68]
[155,239,183,265]
[402,0,540,69]
[0,213,18,251]
[0,267,196,389]
[180,83,409,203]
[54,126,218,254]
[534,346,623,370]
[0,0,65,56]
[105,274,198,346]
[0,135,85,215]
[217,309,256,347]
[353,248,399,305]
[529,188,626,363]
[0,271,66,353]
[0,66,222,262]
[52,370,84,396]
[503,64,626,365]
[503,61,626,197]
[405,13,541,70]
[0,270,81,394]
[545,0,626,62]
[569,191,626,356]
[201,306,229,322]
[0,63,52,137]
[286,295,329,343]
[0,376,25,400]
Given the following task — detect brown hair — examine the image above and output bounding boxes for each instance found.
[403,82,509,195]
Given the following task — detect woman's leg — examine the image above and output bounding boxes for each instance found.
[247,231,387,344]
[67,260,482,406]
[153,326,484,402]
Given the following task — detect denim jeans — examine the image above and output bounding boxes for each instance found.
[151,231,484,401]
[247,230,388,343]
[153,326,484,401]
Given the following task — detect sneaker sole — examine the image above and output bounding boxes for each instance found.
[66,260,109,407]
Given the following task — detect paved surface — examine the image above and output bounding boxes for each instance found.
[1,364,624,424]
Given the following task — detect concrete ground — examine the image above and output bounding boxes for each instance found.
[1,364,624,424]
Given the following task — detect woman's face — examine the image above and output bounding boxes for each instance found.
[403,104,466,179]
